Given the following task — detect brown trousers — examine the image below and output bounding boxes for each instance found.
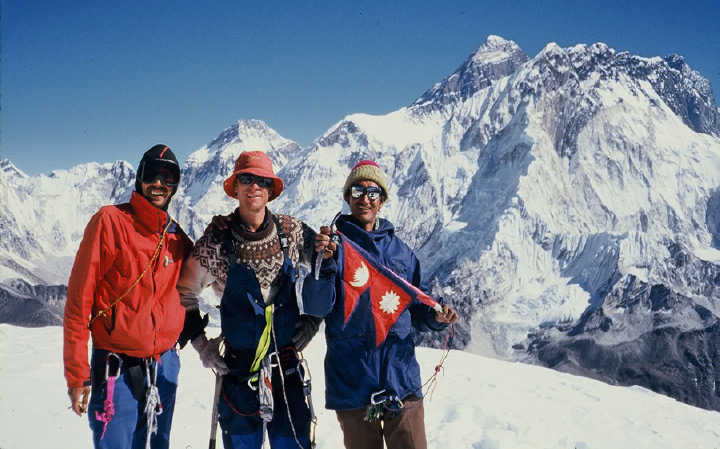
[335,397,427,449]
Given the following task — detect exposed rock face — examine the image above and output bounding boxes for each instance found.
[0,279,67,327]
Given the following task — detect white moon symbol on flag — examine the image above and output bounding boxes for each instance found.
[350,262,369,287]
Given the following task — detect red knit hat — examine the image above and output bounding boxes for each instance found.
[223,151,284,201]
[343,160,389,200]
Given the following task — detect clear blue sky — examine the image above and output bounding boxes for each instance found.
[2,0,719,176]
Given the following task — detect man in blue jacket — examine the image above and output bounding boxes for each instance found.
[319,160,458,449]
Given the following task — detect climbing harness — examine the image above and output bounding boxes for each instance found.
[88,218,172,328]
[93,352,165,449]
[271,322,308,449]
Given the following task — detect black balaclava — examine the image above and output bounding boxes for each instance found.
[135,144,180,211]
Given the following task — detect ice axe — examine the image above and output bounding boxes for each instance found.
[314,212,341,279]
[208,373,223,449]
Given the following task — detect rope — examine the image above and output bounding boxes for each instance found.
[95,377,117,439]
[251,306,274,372]
[363,323,455,421]
[221,385,260,417]
[88,219,172,328]
[144,360,163,449]
[95,352,122,439]
[421,323,454,401]
[271,323,305,449]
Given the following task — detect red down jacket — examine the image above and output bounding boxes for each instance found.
[63,191,192,388]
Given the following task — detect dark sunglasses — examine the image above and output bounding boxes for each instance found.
[238,174,274,188]
[137,160,180,187]
[349,185,383,201]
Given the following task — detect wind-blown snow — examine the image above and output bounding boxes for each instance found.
[1,324,719,449]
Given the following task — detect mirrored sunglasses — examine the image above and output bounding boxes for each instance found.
[238,174,274,188]
[137,160,180,187]
[350,185,382,201]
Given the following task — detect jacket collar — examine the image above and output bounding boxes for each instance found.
[336,214,395,253]
[129,191,170,233]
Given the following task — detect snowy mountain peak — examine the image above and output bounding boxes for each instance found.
[203,118,290,154]
[412,35,529,108]
[471,35,525,64]
[4,38,720,413]
[178,119,303,226]
[1,159,29,182]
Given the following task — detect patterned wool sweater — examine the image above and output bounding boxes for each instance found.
[177,208,316,311]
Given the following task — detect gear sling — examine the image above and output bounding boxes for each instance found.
[217,214,314,448]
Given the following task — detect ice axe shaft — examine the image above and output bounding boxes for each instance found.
[314,212,341,279]
[209,373,223,449]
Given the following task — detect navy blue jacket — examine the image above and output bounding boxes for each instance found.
[323,215,446,410]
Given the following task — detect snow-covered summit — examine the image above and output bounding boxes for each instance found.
[178,118,303,227]
[1,159,29,181]
[3,37,720,412]
[413,35,529,108]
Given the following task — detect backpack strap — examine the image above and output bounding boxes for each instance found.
[271,214,289,260]
[219,228,237,266]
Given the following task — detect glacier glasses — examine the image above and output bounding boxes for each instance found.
[238,174,274,189]
[137,160,180,187]
[349,185,383,201]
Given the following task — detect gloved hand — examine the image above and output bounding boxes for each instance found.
[191,334,229,375]
[292,315,323,352]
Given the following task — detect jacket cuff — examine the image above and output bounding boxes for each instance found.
[319,256,337,278]
[177,309,209,349]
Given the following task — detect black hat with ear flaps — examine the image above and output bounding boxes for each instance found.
[135,144,181,209]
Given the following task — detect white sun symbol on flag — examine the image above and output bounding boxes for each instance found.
[379,290,400,314]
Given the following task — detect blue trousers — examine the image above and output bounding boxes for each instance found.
[218,370,311,449]
[87,349,180,449]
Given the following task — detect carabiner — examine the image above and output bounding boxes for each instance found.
[299,358,312,384]
[370,390,388,405]
[104,353,122,379]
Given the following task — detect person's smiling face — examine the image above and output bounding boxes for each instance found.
[234,175,271,213]
[140,179,172,209]
[346,180,386,232]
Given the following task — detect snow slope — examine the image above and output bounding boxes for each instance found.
[1,324,719,449]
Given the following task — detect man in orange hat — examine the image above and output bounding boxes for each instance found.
[176,151,335,449]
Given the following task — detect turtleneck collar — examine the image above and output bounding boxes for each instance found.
[129,191,170,233]
[230,207,273,242]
